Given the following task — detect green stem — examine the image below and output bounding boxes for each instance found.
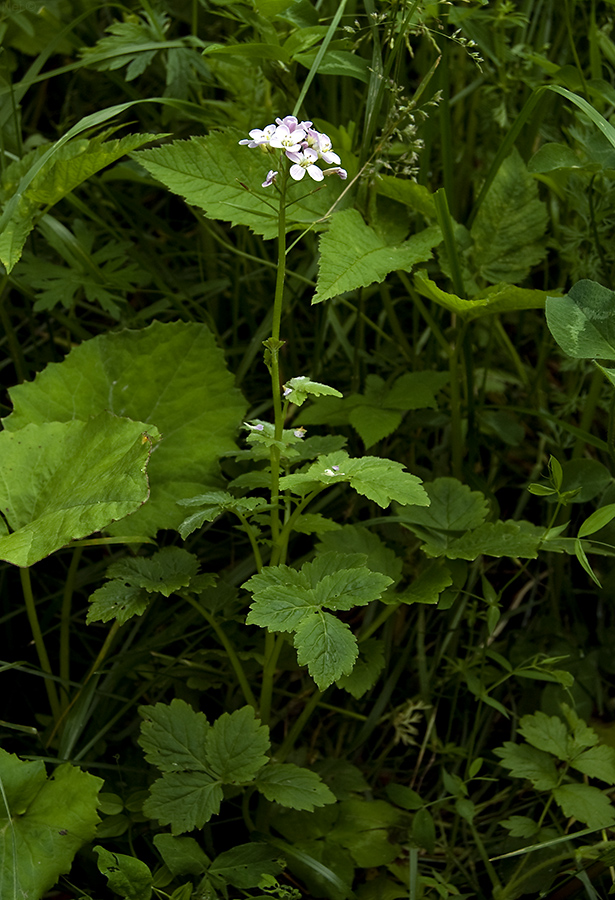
[184,597,257,709]
[449,331,464,480]
[276,688,323,763]
[573,365,604,459]
[59,547,83,707]
[20,567,61,723]
[267,169,288,549]
[260,633,284,725]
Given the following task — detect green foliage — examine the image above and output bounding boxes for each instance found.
[0,750,102,900]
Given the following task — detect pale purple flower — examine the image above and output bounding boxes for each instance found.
[262,170,278,187]
[323,166,347,180]
[269,124,306,153]
[287,148,324,182]
[283,386,292,397]
[239,123,276,148]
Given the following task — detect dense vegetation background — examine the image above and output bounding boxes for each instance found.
[4,1,615,898]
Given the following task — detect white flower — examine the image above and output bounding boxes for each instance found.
[315,132,341,165]
[269,123,306,153]
[287,148,324,182]
[238,124,276,148]
[262,170,278,187]
[323,166,348,180]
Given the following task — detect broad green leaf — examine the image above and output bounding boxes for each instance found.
[94,847,152,900]
[80,10,172,80]
[552,784,615,828]
[0,751,102,900]
[500,816,540,838]
[336,638,385,698]
[315,760,369,800]
[205,706,270,784]
[294,611,358,689]
[294,513,342,535]
[138,698,210,773]
[294,49,370,81]
[143,772,223,835]
[87,581,150,625]
[283,376,343,407]
[0,414,154,567]
[4,321,247,537]
[256,764,336,810]
[301,556,393,610]
[315,524,403,587]
[375,173,436,219]
[518,711,570,761]
[470,147,548,283]
[312,209,441,303]
[134,132,346,240]
[528,142,583,173]
[493,742,559,790]
[209,843,283,889]
[153,834,210,877]
[572,745,615,784]
[106,547,200,596]
[558,458,612,504]
[246,586,319,633]
[349,406,403,449]
[279,450,429,508]
[398,478,488,531]
[396,563,453,605]
[386,784,423,810]
[546,279,615,359]
[442,520,545,560]
[177,492,267,539]
[0,132,160,272]
[414,270,550,320]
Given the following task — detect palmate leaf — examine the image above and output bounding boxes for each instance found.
[312,208,441,303]
[279,450,428,508]
[493,742,559,790]
[4,321,247,537]
[0,132,160,272]
[106,547,200,597]
[0,750,102,900]
[177,491,267,539]
[256,764,336,811]
[552,784,615,829]
[205,706,270,784]
[0,413,154,567]
[86,581,150,626]
[153,834,210,877]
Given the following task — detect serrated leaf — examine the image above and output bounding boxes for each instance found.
[177,492,267,539]
[546,279,615,360]
[316,524,403,587]
[94,846,152,900]
[302,555,393,610]
[293,513,341,535]
[0,751,102,900]
[443,520,544,560]
[349,405,403,449]
[153,834,210,877]
[518,711,570,760]
[209,843,283,889]
[4,321,246,537]
[336,638,385,698]
[143,772,223,835]
[552,783,615,828]
[80,11,169,80]
[294,612,358,690]
[256,764,336,810]
[313,209,440,303]
[106,547,199,597]
[87,581,150,625]
[279,450,428,508]
[0,413,154,567]
[572,745,615,784]
[138,698,210,773]
[397,562,453,605]
[398,478,489,531]
[246,586,318,632]
[414,270,550,320]
[284,376,342,407]
[471,147,548,283]
[0,132,160,272]
[500,816,540,838]
[205,706,270,784]
[493,742,559,790]
[135,132,346,240]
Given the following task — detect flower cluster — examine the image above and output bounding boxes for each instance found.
[239,115,347,187]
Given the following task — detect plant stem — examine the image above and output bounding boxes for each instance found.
[20,567,61,723]
[185,597,257,709]
[59,546,82,708]
[260,633,284,725]
[276,688,323,763]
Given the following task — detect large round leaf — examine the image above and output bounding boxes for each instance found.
[0,413,154,567]
[4,321,247,536]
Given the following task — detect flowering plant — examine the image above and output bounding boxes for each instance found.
[240,114,347,185]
